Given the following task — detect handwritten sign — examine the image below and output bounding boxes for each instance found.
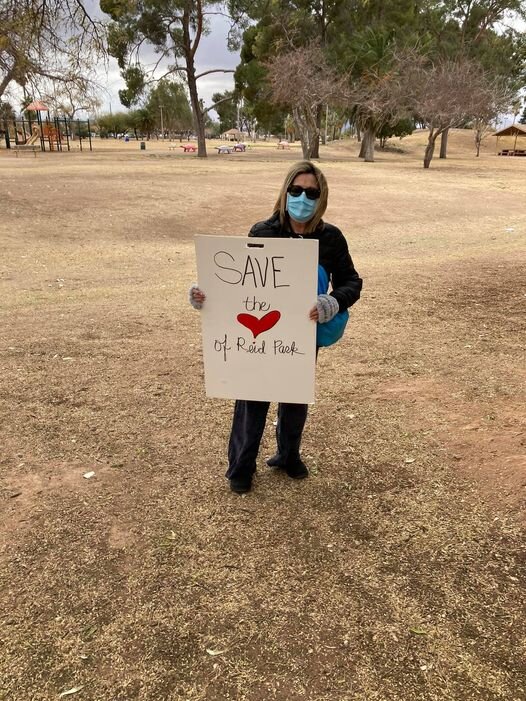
[195,235,318,403]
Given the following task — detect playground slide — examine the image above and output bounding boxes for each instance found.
[26,127,41,145]
[13,126,40,146]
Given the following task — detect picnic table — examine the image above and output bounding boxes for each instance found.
[277,140,290,150]
[181,144,197,152]
[233,143,246,152]
[216,145,232,154]
[498,149,526,156]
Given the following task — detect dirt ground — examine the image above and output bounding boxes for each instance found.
[0,131,524,701]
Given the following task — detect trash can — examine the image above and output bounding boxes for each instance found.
[140,141,146,150]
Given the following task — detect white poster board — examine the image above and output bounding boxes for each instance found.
[195,235,318,404]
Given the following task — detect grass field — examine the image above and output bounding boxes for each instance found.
[1,130,525,701]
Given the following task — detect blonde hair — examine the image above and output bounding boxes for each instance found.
[273,160,329,233]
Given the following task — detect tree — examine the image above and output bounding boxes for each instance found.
[0,100,15,121]
[425,1,526,158]
[233,0,361,155]
[102,0,238,157]
[234,26,287,137]
[211,90,237,133]
[145,79,193,136]
[520,105,526,124]
[471,80,513,156]
[377,118,415,148]
[96,111,130,137]
[346,43,421,162]
[266,44,346,158]
[41,76,102,118]
[0,0,103,102]
[128,108,155,139]
[323,107,347,142]
[409,57,516,167]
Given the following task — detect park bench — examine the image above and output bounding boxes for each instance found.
[13,145,39,157]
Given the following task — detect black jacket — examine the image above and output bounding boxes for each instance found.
[249,213,362,312]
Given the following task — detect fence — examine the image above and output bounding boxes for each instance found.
[1,115,93,152]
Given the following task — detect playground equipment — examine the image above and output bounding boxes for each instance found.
[12,125,40,146]
[11,126,41,156]
[2,102,93,153]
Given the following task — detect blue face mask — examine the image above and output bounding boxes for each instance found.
[287,192,318,223]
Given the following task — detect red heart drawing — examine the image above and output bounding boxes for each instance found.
[237,310,281,339]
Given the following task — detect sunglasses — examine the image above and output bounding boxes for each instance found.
[287,185,321,200]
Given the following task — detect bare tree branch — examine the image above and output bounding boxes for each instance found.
[194,68,235,80]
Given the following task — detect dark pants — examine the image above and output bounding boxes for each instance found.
[226,400,309,482]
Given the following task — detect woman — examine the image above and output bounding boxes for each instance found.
[190,161,362,494]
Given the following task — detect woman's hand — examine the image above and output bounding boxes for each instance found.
[309,305,319,321]
[314,294,339,323]
[189,285,206,309]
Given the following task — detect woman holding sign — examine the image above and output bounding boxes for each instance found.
[190,161,362,494]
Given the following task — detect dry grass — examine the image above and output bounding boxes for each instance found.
[0,130,525,701]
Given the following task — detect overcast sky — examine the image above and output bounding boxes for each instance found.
[96,14,240,116]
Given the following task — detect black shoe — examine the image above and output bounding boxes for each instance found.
[229,477,252,494]
[285,460,309,480]
[266,454,283,468]
[266,455,309,480]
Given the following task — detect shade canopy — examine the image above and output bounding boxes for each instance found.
[25,100,49,111]
[493,124,526,137]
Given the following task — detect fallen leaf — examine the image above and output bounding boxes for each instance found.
[410,628,427,636]
[206,648,227,656]
[404,458,416,464]
[58,686,84,698]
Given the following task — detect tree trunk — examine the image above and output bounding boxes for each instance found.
[439,128,449,159]
[183,12,206,158]
[475,132,481,157]
[424,135,437,168]
[310,105,321,157]
[358,138,366,158]
[360,127,375,162]
[356,125,361,142]
[295,107,319,160]
[300,129,320,159]
[187,68,206,156]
